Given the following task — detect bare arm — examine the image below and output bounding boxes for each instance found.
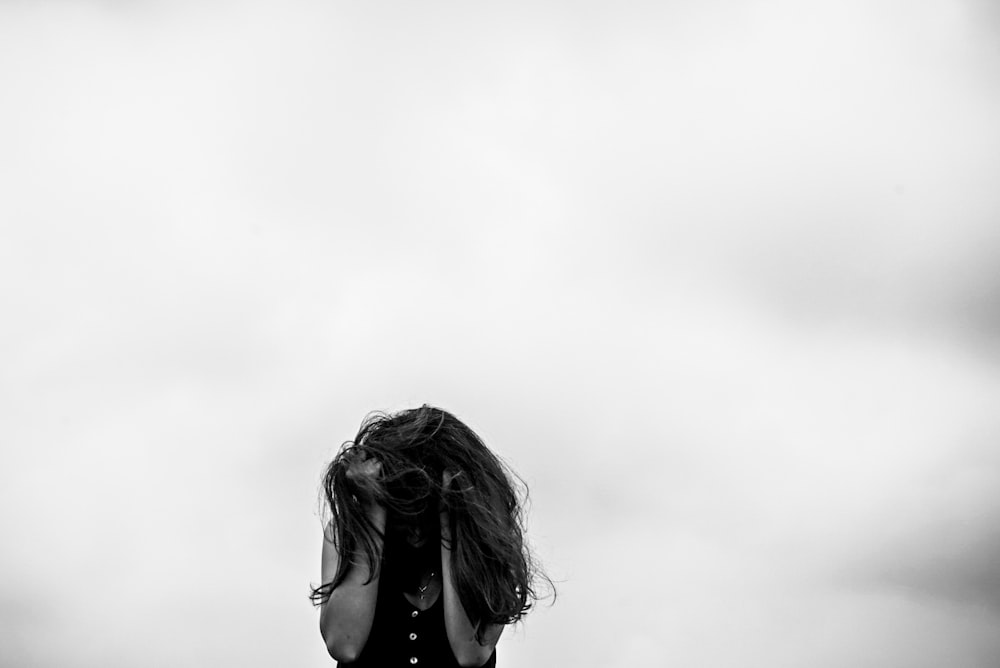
[318,453,387,664]
[318,505,385,663]
[440,508,504,668]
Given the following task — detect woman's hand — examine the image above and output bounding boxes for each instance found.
[442,469,462,491]
[344,452,384,515]
[439,469,463,545]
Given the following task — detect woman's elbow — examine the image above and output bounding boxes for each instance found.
[319,618,364,663]
[453,647,495,668]
[324,639,362,664]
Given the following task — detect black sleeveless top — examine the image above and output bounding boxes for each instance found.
[338,578,497,668]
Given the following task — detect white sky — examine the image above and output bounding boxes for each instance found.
[2,1,1000,666]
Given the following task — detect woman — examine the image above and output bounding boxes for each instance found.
[311,405,549,667]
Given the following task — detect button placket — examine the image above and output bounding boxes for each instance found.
[409,605,420,665]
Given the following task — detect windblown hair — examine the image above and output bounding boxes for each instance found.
[310,405,550,638]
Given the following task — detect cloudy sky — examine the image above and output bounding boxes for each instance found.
[2,0,999,666]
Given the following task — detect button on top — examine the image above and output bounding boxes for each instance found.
[411,610,418,618]
[409,632,417,640]
[410,658,418,665]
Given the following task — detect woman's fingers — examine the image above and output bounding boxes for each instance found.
[343,451,384,508]
[356,457,382,480]
[442,469,462,489]
[345,451,382,481]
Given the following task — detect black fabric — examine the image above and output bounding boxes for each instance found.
[338,579,497,668]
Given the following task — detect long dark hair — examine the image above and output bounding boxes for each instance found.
[310,405,550,637]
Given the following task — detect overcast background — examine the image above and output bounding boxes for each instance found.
[2,1,1000,666]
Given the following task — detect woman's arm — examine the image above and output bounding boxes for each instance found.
[440,508,504,668]
[318,454,386,664]
[318,504,385,663]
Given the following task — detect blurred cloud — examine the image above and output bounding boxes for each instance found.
[2,0,1000,667]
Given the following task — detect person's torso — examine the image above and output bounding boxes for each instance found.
[337,579,497,668]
